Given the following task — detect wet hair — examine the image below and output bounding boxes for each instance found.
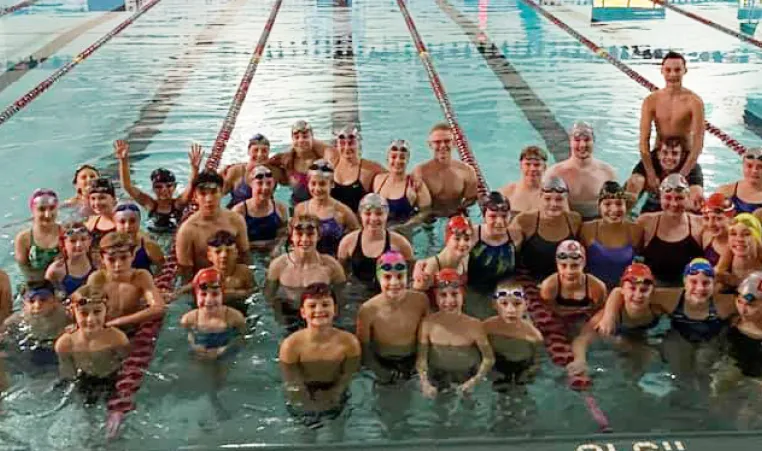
[207,230,236,247]
[150,168,176,184]
[429,122,451,134]
[481,191,510,214]
[99,231,136,252]
[72,285,108,309]
[191,170,224,191]
[299,282,335,309]
[289,214,322,236]
[661,51,686,67]
[72,164,99,185]
[89,177,116,197]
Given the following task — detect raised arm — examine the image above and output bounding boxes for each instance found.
[178,143,203,204]
[115,140,155,210]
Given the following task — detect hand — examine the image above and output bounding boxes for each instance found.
[189,143,204,170]
[645,172,660,192]
[114,140,129,160]
[457,377,479,396]
[421,379,437,399]
[595,316,616,337]
[412,261,430,290]
[106,411,125,439]
[566,359,588,377]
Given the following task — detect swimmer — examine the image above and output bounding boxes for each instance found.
[268,120,332,206]
[498,145,548,213]
[45,221,97,296]
[279,283,361,423]
[85,178,117,249]
[337,194,413,288]
[412,123,479,217]
[176,170,250,278]
[221,134,284,208]
[372,139,432,229]
[0,269,10,324]
[113,202,165,274]
[63,164,99,217]
[294,159,359,256]
[701,193,734,266]
[539,240,607,330]
[231,165,288,252]
[580,181,644,288]
[15,189,62,279]
[468,192,522,293]
[637,174,703,286]
[85,232,166,331]
[716,147,762,214]
[356,251,429,384]
[626,136,704,213]
[715,214,762,293]
[417,269,494,397]
[482,283,543,391]
[330,124,386,212]
[544,122,617,220]
[514,176,582,281]
[413,215,473,292]
[265,215,346,333]
[54,286,130,405]
[639,51,705,186]
[180,268,246,360]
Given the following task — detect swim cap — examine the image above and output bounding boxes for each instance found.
[29,188,58,211]
[99,232,135,253]
[62,221,89,238]
[114,201,141,219]
[23,280,56,301]
[702,192,734,216]
[620,263,654,285]
[659,173,689,193]
[292,120,312,133]
[249,133,270,147]
[359,193,389,212]
[376,250,407,274]
[444,215,472,242]
[193,268,223,293]
[731,213,762,244]
[743,147,762,161]
[683,258,715,278]
[308,159,334,178]
[738,271,762,303]
[541,176,568,194]
[434,268,465,291]
[290,214,321,236]
[571,121,594,140]
[89,178,115,197]
[192,170,224,190]
[556,239,585,260]
[250,165,273,180]
[598,181,627,202]
[519,145,548,162]
[150,168,176,184]
[335,123,360,139]
[481,191,510,214]
[388,139,410,153]
[72,164,99,184]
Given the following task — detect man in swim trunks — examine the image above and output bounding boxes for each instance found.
[545,122,617,220]
[498,146,548,213]
[356,251,429,385]
[639,51,705,190]
[176,170,250,279]
[412,123,479,217]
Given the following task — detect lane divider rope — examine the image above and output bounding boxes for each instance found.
[0,0,40,17]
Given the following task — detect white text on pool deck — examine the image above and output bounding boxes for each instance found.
[576,441,686,451]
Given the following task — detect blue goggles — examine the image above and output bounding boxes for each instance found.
[24,288,55,301]
[683,261,715,278]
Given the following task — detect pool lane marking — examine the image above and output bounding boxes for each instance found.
[651,0,762,51]
[332,0,361,131]
[104,0,284,439]
[0,0,40,17]
[518,0,750,156]
[0,0,164,128]
[0,8,124,94]
[436,0,570,162]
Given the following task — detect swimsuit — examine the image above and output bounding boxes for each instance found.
[519,212,576,280]
[669,291,726,343]
[727,326,762,378]
[585,223,635,288]
[28,229,60,271]
[290,171,311,206]
[731,182,762,214]
[331,161,366,212]
[468,225,516,291]
[77,370,118,406]
[89,216,116,249]
[377,175,416,223]
[132,238,153,273]
[62,257,95,296]
[615,309,660,338]
[349,230,391,285]
[148,203,183,233]
[307,203,345,256]
[227,176,253,208]
[243,200,282,242]
[642,216,703,285]
[704,241,722,267]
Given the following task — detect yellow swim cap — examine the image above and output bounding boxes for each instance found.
[731,213,762,244]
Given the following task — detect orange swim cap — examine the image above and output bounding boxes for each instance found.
[193,268,223,293]
[702,192,734,217]
[444,215,472,242]
[434,268,466,291]
[620,263,654,286]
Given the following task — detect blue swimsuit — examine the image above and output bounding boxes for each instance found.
[244,200,282,242]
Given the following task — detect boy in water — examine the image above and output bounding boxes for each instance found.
[54,285,130,405]
[279,283,361,427]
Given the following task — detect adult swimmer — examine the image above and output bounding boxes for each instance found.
[513,176,582,281]
[580,181,644,288]
[637,174,703,286]
[64,164,99,218]
[294,159,359,256]
[279,283,361,429]
[330,124,386,212]
[498,146,548,214]
[626,136,704,213]
[230,165,288,252]
[715,214,762,294]
[337,194,413,290]
[15,189,62,280]
[412,123,479,217]
[115,140,201,233]
[716,147,762,214]
[113,202,165,274]
[45,221,96,297]
[701,193,734,266]
[85,178,117,250]
[221,134,284,208]
[639,51,705,189]
[544,122,617,221]
[372,139,432,230]
[265,215,346,334]
[412,216,473,292]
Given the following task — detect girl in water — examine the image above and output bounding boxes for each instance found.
[113,202,165,273]
[702,193,734,266]
[413,215,473,292]
[580,181,643,288]
[372,139,432,229]
[222,134,282,208]
[715,213,762,293]
[115,140,202,233]
[514,176,582,281]
[231,165,288,251]
[265,215,346,334]
[45,221,96,296]
[64,164,99,217]
[294,159,359,256]
[717,147,762,214]
[85,178,117,249]
[15,189,62,279]
[330,124,386,212]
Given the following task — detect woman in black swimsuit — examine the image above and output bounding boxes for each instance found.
[330,124,385,212]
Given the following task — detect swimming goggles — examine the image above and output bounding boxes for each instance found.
[388,140,410,152]
[556,252,584,261]
[197,281,222,291]
[493,289,526,300]
[743,148,762,161]
[683,260,715,278]
[435,280,463,290]
[253,170,274,180]
[195,181,222,190]
[249,133,270,146]
[64,225,90,237]
[542,186,569,194]
[75,297,106,307]
[115,203,141,215]
[293,223,318,233]
[337,133,358,141]
[208,234,237,247]
[378,262,407,272]
[485,201,510,213]
[292,120,312,133]
[24,288,55,301]
[89,178,115,195]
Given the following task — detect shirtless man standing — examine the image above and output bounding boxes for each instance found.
[412,123,479,217]
[176,170,250,279]
[499,146,548,213]
[545,122,617,220]
[639,51,705,190]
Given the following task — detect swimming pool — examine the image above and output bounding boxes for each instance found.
[2,0,762,449]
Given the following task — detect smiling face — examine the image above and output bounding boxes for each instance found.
[599,198,626,224]
[250,171,275,199]
[248,144,270,165]
[207,243,237,272]
[378,264,407,299]
[621,280,654,311]
[387,148,409,174]
[570,133,593,160]
[661,57,686,85]
[292,129,313,151]
[360,206,388,231]
[290,222,319,251]
[196,283,224,310]
[657,143,683,173]
[445,230,473,257]
[660,190,688,214]
[435,285,464,313]
[728,222,757,258]
[74,300,107,333]
[541,192,566,217]
[23,292,57,317]
[742,157,762,184]
[308,174,332,199]
[557,257,584,283]
[300,295,336,327]
[703,210,731,236]
[684,272,714,304]
[114,211,140,236]
[483,208,508,233]
[152,181,176,201]
[31,196,58,226]
[336,133,359,161]
[428,128,454,164]
[75,168,99,196]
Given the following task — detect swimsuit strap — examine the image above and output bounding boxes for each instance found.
[356,160,362,181]
[243,201,249,215]
[383,229,391,252]
[63,257,70,275]
[477,225,484,245]
[534,211,541,235]
[734,182,740,196]
[403,176,410,197]
[564,213,576,239]
[434,255,441,271]
[376,173,388,191]
[651,214,662,243]
[594,221,600,242]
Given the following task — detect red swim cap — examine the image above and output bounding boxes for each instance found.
[702,192,734,217]
[445,215,472,242]
[193,268,223,293]
[434,268,466,291]
[620,263,654,286]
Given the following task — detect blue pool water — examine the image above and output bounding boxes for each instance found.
[2,0,762,449]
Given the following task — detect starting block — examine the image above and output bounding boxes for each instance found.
[738,0,761,20]
[591,0,665,23]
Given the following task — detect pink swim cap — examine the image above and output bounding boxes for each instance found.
[29,188,58,211]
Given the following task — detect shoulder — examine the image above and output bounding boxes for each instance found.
[133,269,155,286]
[225,306,247,325]
[361,159,386,173]
[275,201,289,217]
[180,309,198,327]
[278,331,305,362]
[588,274,608,294]
[715,183,735,196]
[54,331,74,353]
[268,255,289,276]
[15,228,30,243]
[337,328,362,355]
[108,327,130,347]
[87,270,107,286]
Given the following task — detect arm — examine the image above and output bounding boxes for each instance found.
[411,258,433,292]
[106,271,166,328]
[175,223,195,283]
[178,143,203,204]
[114,140,155,210]
[568,318,600,376]
[144,238,166,267]
[278,338,309,405]
[339,204,360,232]
[538,275,558,308]
[54,335,77,380]
[639,97,659,187]
[336,233,355,270]
[356,304,392,381]
[459,323,495,393]
[264,258,284,323]
[416,318,437,398]
[595,287,624,336]
[233,214,251,265]
[326,335,362,401]
[0,272,12,324]
[682,96,705,176]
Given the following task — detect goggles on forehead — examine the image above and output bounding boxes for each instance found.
[24,288,54,301]
[378,262,407,272]
[388,140,409,152]
[65,225,90,237]
[337,133,358,141]
[741,292,761,303]
[208,235,236,247]
[542,186,568,195]
[292,121,312,133]
[75,297,106,307]
[557,252,584,261]
[103,245,134,256]
[683,261,715,278]
[196,181,221,190]
[253,171,273,180]
[435,279,463,290]
[309,162,334,173]
[485,201,510,213]
[493,289,526,300]
[293,223,318,233]
[743,150,762,162]
[198,281,222,291]
[115,204,141,215]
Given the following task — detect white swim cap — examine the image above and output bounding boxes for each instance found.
[359,193,389,211]
[738,271,762,303]
[556,239,585,260]
[743,147,762,161]
[308,159,334,178]
[659,173,689,193]
[541,175,569,194]
[571,121,594,140]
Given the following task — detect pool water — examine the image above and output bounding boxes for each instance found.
[2,0,762,449]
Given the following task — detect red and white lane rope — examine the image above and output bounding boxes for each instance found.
[104,0,284,439]
[521,0,750,157]
[0,0,164,127]
[0,0,39,17]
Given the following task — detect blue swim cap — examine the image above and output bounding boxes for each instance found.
[683,258,714,278]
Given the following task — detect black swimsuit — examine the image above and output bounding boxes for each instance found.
[349,230,391,286]
[331,162,366,212]
[642,215,703,285]
[519,212,576,280]
[727,326,762,377]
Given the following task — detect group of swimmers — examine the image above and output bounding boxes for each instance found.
[1,50,762,429]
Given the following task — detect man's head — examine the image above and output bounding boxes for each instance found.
[519,146,547,181]
[192,170,224,214]
[428,122,454,164]
[656,136,688,173]
[569,122,594,160]
[661,51,687,85]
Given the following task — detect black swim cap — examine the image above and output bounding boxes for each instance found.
[192,170,224,190]
[481,191,510,214]
[150,168,176,184]
[89,177,115,197]
[598,180,626,202]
